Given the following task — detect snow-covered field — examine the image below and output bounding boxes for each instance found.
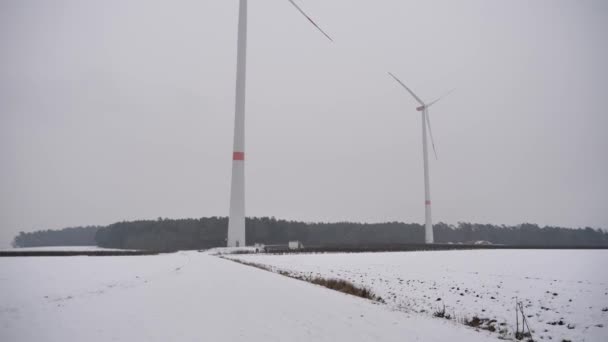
[1,251,497,342]
[231,250,608,342]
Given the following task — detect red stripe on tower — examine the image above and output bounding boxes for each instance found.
[425,200,431,205]
[233,152,245,161]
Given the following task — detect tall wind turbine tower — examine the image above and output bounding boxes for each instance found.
[227,0,248,248]
[227,0,332,247]
[388,72,453,244]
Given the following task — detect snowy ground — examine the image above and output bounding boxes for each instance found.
[1,251,497,342]
[231,250,608,342]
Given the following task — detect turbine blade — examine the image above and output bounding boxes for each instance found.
[427,88,455,108]
[425,109,438,159]
[387,72,425,106]
[287,0,333,42]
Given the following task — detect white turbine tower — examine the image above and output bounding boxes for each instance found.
[388,72,453,244]
[227,0,332,247]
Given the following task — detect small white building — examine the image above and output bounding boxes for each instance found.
[288,241,304,250]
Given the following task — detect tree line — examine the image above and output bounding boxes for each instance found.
[12,217,607,250]
[12,226,99,247]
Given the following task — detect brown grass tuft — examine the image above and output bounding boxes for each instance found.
[224,257,382,302]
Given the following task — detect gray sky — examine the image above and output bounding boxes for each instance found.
[1,0,607,247]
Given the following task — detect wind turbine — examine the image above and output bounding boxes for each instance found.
[388,72,453,244]
[227,0,333,247]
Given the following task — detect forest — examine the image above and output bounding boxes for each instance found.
[12,226,99,247]
[12,217,608,250]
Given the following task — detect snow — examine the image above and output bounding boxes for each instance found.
[1,251,497,341]
[205,246,260,255]
[231,250,608,342]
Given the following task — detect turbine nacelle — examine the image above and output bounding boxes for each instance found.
[387,72,454,161]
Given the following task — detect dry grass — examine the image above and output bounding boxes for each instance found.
[224,257,382,302]
[306,277,380,301]
[464,316,501,333]
[433,304,452,319]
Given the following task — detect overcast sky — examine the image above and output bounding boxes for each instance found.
[1,0,607,247]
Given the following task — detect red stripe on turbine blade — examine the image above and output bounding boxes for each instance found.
[425,200,431,205]
[233,152,244,161]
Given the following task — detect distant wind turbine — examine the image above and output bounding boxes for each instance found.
[388,72,454,244]
[227,0,333,247]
